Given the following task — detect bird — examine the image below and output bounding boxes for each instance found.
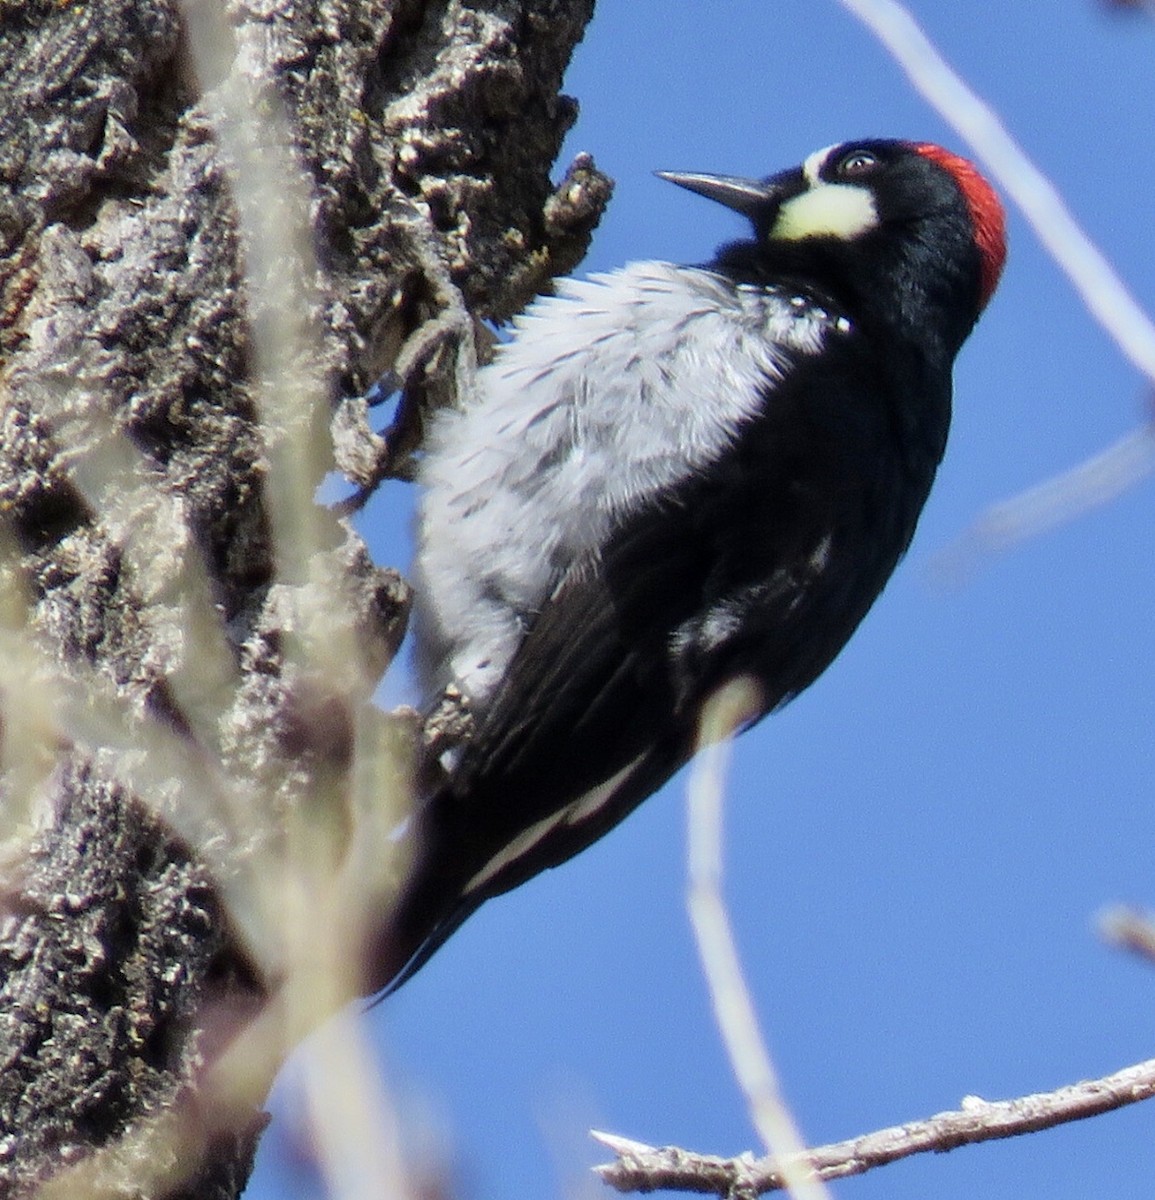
[381,138,1006,992]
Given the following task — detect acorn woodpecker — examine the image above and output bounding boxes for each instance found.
[384,139,1006,991]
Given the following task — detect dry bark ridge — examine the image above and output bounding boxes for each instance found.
[0,1,608,1195]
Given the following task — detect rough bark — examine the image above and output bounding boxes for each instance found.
[0,0,608,1195]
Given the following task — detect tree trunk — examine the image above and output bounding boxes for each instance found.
[0,1,608,1194]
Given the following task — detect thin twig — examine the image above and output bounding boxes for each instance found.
[932,420,1155,579]
[302,1012,414,1200]
[594,1056,1155,1195]
[686,680,830,1200]
[835,0,1155,382]
[1100,905,1155,968]
[835,0,1155,554]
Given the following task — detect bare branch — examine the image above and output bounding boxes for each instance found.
[594,1056,1155,1196]
[687,682,830,1200]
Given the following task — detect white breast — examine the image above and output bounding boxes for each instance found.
[412,261,838,707]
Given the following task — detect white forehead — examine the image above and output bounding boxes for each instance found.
[803,144,839,187]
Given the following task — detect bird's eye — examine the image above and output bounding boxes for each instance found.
[837,151,878,179]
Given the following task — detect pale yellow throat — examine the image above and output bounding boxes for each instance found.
[771,183,879,242]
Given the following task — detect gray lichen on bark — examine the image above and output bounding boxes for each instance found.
[0,0,609,1194]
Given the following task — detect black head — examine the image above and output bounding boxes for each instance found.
[659,139,1006,360]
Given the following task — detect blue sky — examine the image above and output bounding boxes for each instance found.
[250,4,1155,1198]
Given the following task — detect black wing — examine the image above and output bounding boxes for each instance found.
[382,334,946,990]
[380,495,710,990]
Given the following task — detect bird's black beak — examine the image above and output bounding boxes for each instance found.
[655,170,783,219]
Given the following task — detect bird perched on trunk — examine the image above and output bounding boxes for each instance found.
[383,138,1005,992]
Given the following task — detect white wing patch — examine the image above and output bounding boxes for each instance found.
[462,753,647,896]
[414,262,844,707]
